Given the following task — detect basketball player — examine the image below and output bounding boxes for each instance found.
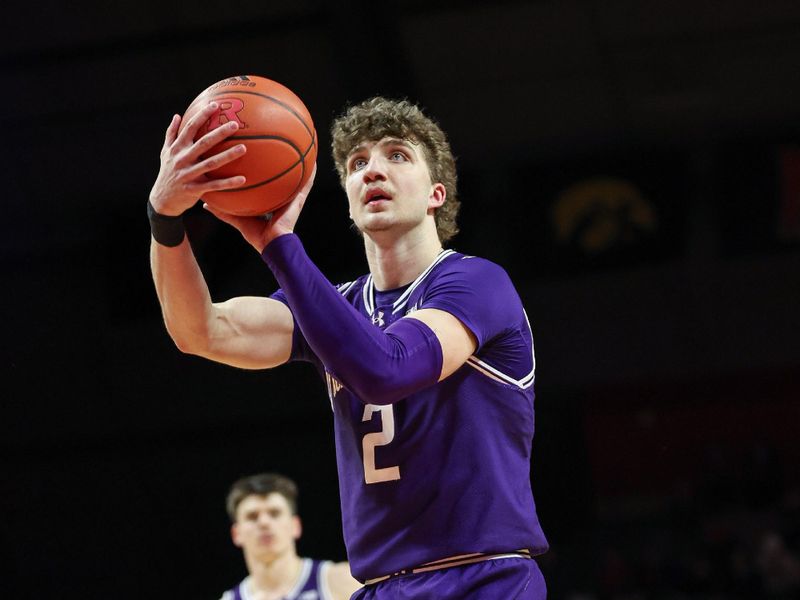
[219,473,361,600]
[148,97,549,599]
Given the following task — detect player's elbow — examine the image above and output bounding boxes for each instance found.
[171,334,201,356]
[352,383,406,405]
[164,320,210,357]
[347,369,427,405]
[330,322,443,404]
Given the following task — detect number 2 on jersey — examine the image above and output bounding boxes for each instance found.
[362,404,401,484]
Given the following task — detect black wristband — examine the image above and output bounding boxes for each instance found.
[147,200,186,247]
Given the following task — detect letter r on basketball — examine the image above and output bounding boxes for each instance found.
[207,98,246,130]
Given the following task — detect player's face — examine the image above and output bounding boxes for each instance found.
[231,493,301,561]
[344,137,446,238]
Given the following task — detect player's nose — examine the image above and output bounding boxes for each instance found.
[361,155,387,182]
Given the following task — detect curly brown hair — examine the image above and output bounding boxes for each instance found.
[330,97,460,243]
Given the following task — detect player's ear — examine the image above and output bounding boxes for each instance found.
[428,182,446,209]
[292,515,302,541]
[231,523,243,547]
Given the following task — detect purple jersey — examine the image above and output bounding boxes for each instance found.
[273,250,548,582]
[219,558,335,600]
[352,555,546,600]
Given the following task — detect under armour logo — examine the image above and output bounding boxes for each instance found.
[371,311,385,327]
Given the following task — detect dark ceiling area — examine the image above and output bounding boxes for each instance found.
[3,2,800,598]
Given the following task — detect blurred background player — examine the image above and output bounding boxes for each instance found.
[219,472,361,600]
[149,96,549,598]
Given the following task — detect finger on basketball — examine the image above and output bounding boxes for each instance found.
[194,121,239,156]
[176,102,219,145]
[188,175,247,196]
[189,144,247,178]
[163,114,180,149]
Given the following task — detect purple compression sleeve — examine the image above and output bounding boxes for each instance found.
[262,234,443,405]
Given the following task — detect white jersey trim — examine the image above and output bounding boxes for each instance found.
[363,275,375,315]
[361,249,455,317]
[286,558,313,599]
[337,280,357,296]
[390,249,455,314]
[317,560,333,600]
[227,559,316,600]
[238,576,252,600]
[465,309,536,389]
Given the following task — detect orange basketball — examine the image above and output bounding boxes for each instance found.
[180,75,317,216]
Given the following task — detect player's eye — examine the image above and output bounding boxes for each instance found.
[389,151,407,162]
[350,157,368,172]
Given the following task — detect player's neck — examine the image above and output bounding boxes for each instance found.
[245,551,303,600]
[364,227,443,290]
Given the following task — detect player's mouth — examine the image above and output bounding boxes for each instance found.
[365,187,392,204]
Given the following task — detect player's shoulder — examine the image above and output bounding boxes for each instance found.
[217,588,235,600]
[442,249,507,271]
[437,250,514,285]
[218,575,248,600]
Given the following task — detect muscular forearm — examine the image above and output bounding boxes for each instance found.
[262,234,442,404]
[150,237,216,353]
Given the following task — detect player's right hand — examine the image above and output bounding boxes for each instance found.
[203,163,317,254]
[148,102,248,216]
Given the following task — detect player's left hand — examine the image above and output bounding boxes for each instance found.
[204,163,316,253]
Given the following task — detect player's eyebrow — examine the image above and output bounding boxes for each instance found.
[378,137,414,149]
[348,137,416,157]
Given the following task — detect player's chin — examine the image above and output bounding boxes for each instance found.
[253,542,278,557]
[364,213,394,223]
[357,215,394,233]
